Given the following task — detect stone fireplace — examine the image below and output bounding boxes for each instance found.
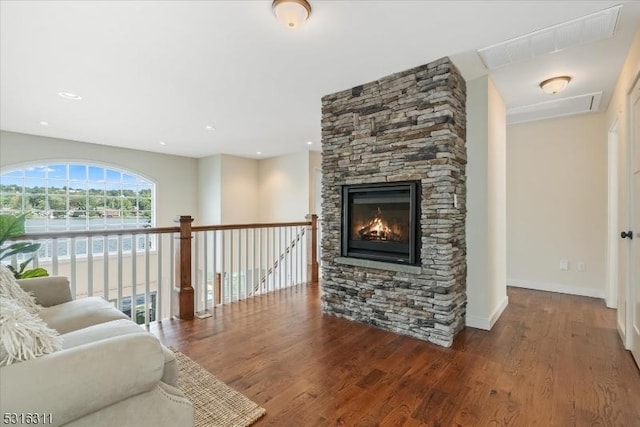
[320,57,467,347]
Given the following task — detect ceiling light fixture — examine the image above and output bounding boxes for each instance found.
[159,141,167,146]
[58,92,82,100]
[39,121,49,126]
[272,0,311,29]
[205,125,215,131]
[307,141,313,145]
[256,151,262,155]
[539,76,571,94]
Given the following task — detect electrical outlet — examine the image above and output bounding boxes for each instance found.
[577,262,586,272]
[560,259,570,271]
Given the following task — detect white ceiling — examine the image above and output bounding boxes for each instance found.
[1,1,639,159]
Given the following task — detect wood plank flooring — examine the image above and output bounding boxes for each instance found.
[149,285,640,426]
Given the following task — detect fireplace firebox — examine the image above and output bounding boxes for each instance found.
[342,181,420,265]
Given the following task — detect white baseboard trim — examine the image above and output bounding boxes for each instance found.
[617,321,629,350]
[490,295,509,328]
[507,278,605,299]
[466,315,490,330]
[466,295,509,331]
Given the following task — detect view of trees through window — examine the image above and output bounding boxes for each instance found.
[0,164,154,232]
[1,163,155,258]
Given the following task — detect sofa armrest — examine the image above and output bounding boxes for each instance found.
[0,333,165,427]
[17,276,73,307]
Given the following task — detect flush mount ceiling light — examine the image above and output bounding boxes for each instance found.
[39,121,49,126]
[58,92,82,100]
[205,125,216,131]
[272,0,311,29]
[539,76,571,94]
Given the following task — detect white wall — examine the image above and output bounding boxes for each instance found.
[308,151,322,216]
[0,131,198,227]
[606,30,640,337]
[257,152,310,223]
[487,78,507,324]
[507,113,607,298]
[197,154,221,225]
[466,75,508,330]
[197,154,259,225]
[220,154,258,224]
[198,151,316,225]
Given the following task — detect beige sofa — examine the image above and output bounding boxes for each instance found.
[0,276,194,427]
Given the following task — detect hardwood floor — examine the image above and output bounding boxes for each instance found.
[149,285,640,426]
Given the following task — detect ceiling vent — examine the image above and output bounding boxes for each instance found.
[478,5,621,70]
[507,92,602,124]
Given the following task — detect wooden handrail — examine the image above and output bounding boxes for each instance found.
[192,220,311,233]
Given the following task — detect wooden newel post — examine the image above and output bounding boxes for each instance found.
[309,214,319,284]
[174,215,194,320]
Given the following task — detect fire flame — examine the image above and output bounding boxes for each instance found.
[359,208,394,240]
[368,217,391,237]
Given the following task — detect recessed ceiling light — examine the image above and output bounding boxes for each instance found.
[256,151,262,155]
[39,121,49,126]
[58,92,82,100]
[205,125,216,131]
[307,141,313,145]
[159,141,167,146]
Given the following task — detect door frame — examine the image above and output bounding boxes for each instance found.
[615,71,640,351]
[607,119,619,309]
[627,71,640,356]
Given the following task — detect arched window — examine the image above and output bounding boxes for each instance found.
[0,163,155,231]
[1,163,155,257]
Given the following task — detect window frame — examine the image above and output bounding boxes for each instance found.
[0,161,157,259]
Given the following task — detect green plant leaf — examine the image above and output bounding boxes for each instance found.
[0,214,48,278]
[0,242,41,261]
[0,213,26,243]
[17,268,49,279]
[18,257,34,273]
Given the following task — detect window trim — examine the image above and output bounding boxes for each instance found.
[1,161,157,258]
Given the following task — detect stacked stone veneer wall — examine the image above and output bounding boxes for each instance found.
[320,57,467,347]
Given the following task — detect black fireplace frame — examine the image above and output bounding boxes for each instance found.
[342,181,420,265]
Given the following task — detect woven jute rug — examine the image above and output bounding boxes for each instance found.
[173,349,266,427]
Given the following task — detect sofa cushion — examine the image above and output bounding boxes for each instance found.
[39,297,129,334]
[17,276,73,307]
[61,319,178,386]
[0,298,61,366]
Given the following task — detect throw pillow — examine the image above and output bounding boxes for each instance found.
[0,297,62,366]
[0,263,40,314]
